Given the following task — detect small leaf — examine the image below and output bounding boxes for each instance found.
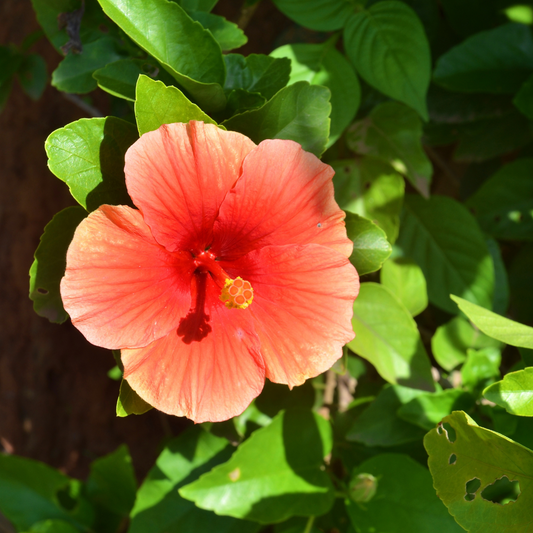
[135,75,217,135]
[18,53,47,100]
[346,102,433,197]
[45,116,138,210]
[348,282,435,391]
[116,379,153,417]
[460,347,501,394]
[484,367,533,417]
[345,212,391,275]
[397,195,494,314]
[344,1,431,119]
[451,295,533,349]
[272,0,356,31]
[222,81,331,157]
[425,411,533,533]
[29,207,87,324]
[189,11,247,52]
[179,409,334,523]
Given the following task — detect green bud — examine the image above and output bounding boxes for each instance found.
[349,472,378,503]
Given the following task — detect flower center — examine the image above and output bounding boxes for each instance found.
[219,277,254,309]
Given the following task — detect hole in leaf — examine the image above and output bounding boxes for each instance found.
[449,454,457,465]
[481,476,521,505]
[465,493,476,502]
[464,477,481,501]
[442,422,456,442]
[37,288,49,295]
[56,484,77,511]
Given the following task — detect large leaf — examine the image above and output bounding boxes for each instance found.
[346,102,433,197]
[222,81,331,157]
[97,0,226,111]
[425,411,533,532]
[130,426,259,533]
[348,282,435,391]
[466,158,533,241]
[331,157,404,244]
[484,367,533,417]
[345,454,463,533]
[180,409,334,523]
[189,11,246,52]
[45,116,137,210]
[345,212,391,276]
[433,23,533,94]
[270,42,360,146]
[344,1,431,120]
[29,207,87,324]
[397,195,494,314]
[135,75,216,135]
[451,295,533,349]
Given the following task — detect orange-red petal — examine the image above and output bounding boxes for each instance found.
[121,275,265,422]
[125,121,256,254]
[212,139,353,261]
[221,244,359,388]
[61,205,194,350]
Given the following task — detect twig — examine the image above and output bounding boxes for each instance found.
[62,92,103,117]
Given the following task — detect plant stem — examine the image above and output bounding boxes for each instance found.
[303,516,315,533]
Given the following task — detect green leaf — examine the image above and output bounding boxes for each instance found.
[271,0,356,31]
[431,316,501,372]
[380,256,428,317]
[130,426,259,533]
[18,53,47,100]
[344,1,431,120]
[425,411,533,532]
[514,73,533,119]
[177,0,218,11]
[451,295,533,349]
[224,53,291,100]
[189,11,247,52]
[345,212,391,275]
[135,75,217,135]
[346,385,427,446]
[397,194,494,314]
[270,42,360,146]
[45,116,138,210]
[26,519,80,533]
[434,23,533,94]
[331,157,404,243]
[222,81,331,157]
[398,388,476,431]
[52,36,124,93]
[179,409,334,523]
[116,379,153,417]
[29,206,87,324]
[346,454,463,533]
[346,102,433,197]
[460,347,501,394]
[97,0,226,111]
[466,159,533,241]
[484,367,533,417]
[348,282,435,391]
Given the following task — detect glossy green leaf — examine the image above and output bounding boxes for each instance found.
[425,411,533,532]
[97,0,226,111]
[116,379,153,417]
[52,36,124,93]
[460,347,501,394]
[509,243,533,323]
[270,42,360,146]
[431,316,501,372]
[466,159,533,241]
[347,102,433,197]
[135,75,216,135]
[45,116,137,210]
[344,1,431,120]
[222,81,331,157]
[224,53,291,100]
[434,23,533,94]
[346,454,463,533]
[346,385,427,446]
[272,0,356,31]
[484,367,533,417]
[451,295,533,349]
[348,282,435,391]
[380,256,428,317]
[29,206,87,324]
[331,157,404,243]
[345,212,391,276]
[26,519,80,533]
[177,0,218,11]
[18,53,47,100]
[180,409,334,523]
[130,426,258,533]
[189,11,247,51]
[514,73,533,119]
[397,195,494,314]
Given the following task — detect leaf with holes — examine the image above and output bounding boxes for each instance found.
[425,411,533,532]
[346,102,432,197]
[484,367,533,417]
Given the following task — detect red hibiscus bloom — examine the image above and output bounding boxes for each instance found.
[61,121,359,422]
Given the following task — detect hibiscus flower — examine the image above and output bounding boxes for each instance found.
[61,121,359,423]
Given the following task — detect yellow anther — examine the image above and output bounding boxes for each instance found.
[219,277,254,309]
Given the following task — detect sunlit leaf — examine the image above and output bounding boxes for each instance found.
[484,367,533,417]
[116,379,153,417]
